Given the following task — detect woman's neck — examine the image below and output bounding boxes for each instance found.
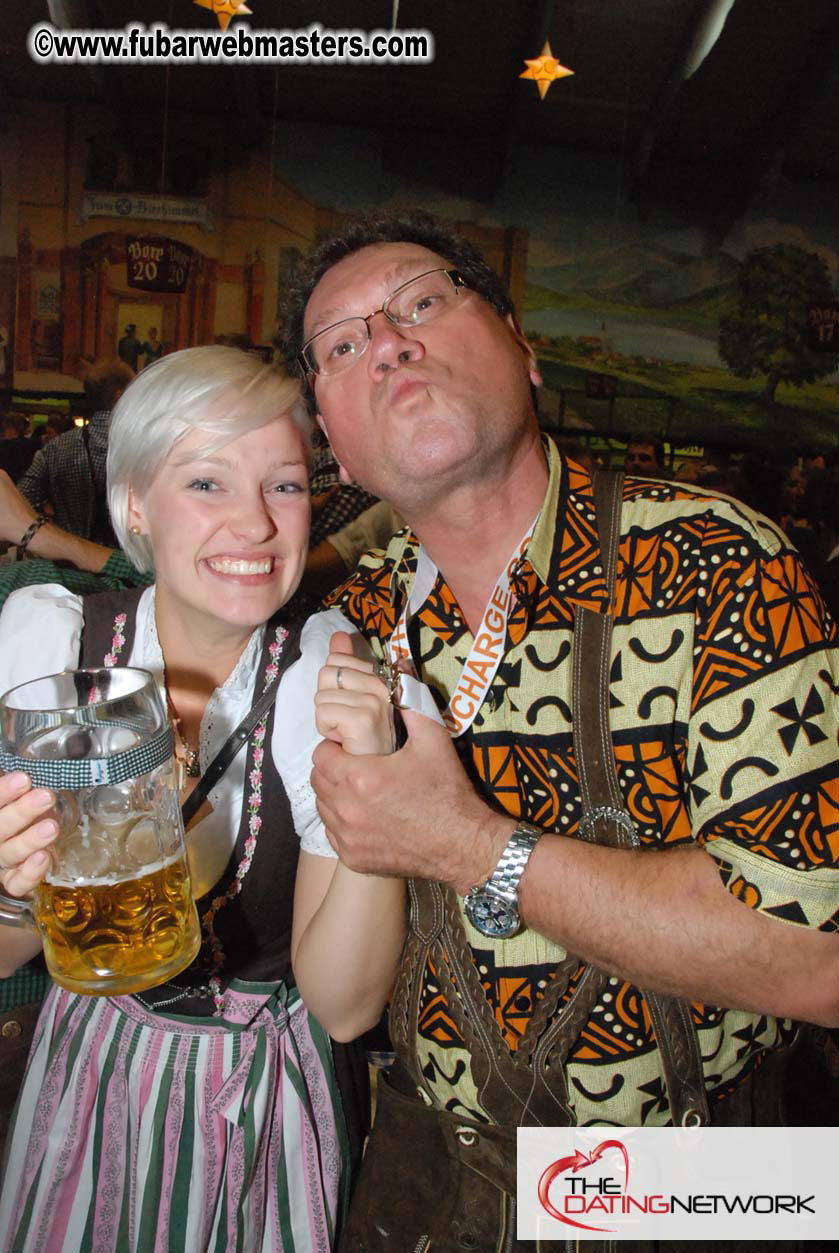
[153,588,256,699]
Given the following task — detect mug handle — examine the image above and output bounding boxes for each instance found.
[0,894,37,929]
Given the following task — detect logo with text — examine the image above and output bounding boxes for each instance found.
[520,1128,825,1241]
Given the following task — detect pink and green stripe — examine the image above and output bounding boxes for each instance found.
[0,981,348,1251]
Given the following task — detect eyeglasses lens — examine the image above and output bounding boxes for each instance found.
[308,269,461,377]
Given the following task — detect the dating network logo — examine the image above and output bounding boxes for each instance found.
[532,1131,818,1238]
[538,1139,633,1233]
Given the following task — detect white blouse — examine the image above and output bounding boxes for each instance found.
[0,585,349,897]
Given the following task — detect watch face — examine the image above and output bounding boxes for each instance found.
[464,892,521,939]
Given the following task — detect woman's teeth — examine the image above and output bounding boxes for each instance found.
[207,557,274,575]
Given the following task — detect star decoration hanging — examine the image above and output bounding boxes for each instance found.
[520,42,574,99]
[193,0,253,31]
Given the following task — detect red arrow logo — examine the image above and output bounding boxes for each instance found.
[538,1139,630,1233]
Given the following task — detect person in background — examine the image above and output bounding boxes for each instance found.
[0,467,149,596]
[0,412,35,482]
[308,436,378,550]
[117,323,141,371]
[17,358,134,547]
[302,499,405,601]
[141,326,164,368]
[623,432,665,477]
[555,435,595,474]
[37,412,75,449]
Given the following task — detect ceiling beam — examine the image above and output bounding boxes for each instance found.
[721,14,839,237]
[629,0,738,194]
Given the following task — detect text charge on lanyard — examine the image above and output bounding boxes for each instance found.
[387,516,538,737]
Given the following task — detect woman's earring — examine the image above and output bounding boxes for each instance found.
[129,525,142,535]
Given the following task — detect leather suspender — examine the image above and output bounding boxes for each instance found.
[391,466,709,1128]
[575,470,710,1127]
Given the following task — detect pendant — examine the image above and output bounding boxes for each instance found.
[175,748,201,792]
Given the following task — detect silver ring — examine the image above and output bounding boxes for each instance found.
[336,667,344,690]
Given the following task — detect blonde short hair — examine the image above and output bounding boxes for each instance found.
[107,346,311,572]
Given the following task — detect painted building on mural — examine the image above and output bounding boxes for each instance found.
[0,100,528,401]
[0,99,321,395]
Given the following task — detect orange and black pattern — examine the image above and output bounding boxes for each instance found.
[327,439,839,1124]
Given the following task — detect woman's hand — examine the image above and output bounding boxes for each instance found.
[315,630,395,756]
[0,771,58,898]
[295,627,407,1040]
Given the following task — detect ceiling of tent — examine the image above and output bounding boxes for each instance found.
[2,0,837,233]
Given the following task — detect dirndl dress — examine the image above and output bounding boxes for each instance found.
[0,590,362,1252]
[0,980,346,1252]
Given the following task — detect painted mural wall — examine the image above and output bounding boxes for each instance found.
[3,102,837,459]
[0,98,322,399]
[0,127,19,392]
[274,122,839,456]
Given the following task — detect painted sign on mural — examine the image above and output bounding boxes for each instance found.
[126,236,194,294]
[807,302,839,353]
[81,193,211,229]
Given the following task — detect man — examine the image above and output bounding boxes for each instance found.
[624,432,665,477]
[118,323,140,371]
[17,357,133,546]
[0,469,150,608]
[308,439,379,550]
[283,213,839,1250]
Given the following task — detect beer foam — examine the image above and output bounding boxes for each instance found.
[45,849,186,889]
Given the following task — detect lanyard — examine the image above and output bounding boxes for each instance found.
[388,516,538,737]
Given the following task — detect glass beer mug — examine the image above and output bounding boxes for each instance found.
[0,668,201,996]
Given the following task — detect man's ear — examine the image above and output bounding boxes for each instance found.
[315,411,354,485]
[506,313,543,388]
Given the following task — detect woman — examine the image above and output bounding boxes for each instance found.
[0,346,405,1251]
[141,326,164,368]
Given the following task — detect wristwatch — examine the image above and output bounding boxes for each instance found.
[463,821,543,938]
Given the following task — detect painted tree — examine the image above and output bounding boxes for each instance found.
[718,243,834,402]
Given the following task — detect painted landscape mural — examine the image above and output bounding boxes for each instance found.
[277,128,839,457]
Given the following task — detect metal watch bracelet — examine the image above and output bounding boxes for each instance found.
[485,822,542,897]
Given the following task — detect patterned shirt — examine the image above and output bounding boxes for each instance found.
[328,438,839,1125]
[18,411,113,544]
[307,445,379,550]
[0,548,151,618]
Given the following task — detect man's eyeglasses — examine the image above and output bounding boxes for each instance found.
[300,268,467,378]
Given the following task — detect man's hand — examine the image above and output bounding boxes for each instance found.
[0,470,114,573]
[0,471,37,546]
[311,707,511,892]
